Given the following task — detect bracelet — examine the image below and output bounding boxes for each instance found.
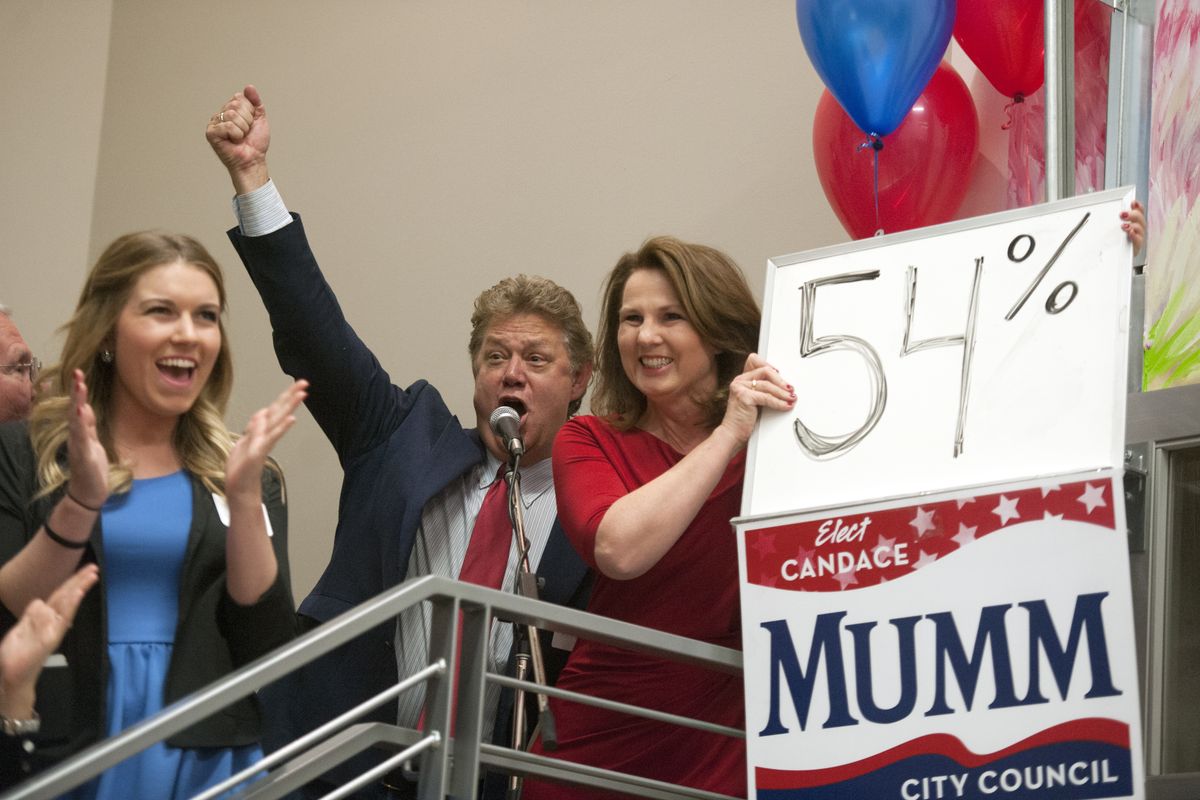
[42,520,89,550]
[1,711,40,737]
[65,486,102,512]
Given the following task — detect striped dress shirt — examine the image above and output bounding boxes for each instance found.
[232,181,561,740]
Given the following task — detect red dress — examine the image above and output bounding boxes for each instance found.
[522,416,747,799]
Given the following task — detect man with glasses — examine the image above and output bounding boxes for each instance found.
[0,306,38,424]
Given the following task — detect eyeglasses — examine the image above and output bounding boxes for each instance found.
[0,357,42,383]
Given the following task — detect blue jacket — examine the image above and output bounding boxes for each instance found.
[228,216,590,793]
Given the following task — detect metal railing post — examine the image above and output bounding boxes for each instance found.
[416,595,458,800]
[1044,0,1075,201]
[450,602,491,798]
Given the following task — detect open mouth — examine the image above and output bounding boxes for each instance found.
[157,357,197,385]
[640,356,673,369]
[500,398,527,418]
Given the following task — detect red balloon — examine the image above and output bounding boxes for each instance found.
[813,62,979,241]
[954,0,1045,99]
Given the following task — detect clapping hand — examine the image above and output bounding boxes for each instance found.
[0,565,99,719]
[224,380,308,505]
[66,370,109,510]
[222,380,306,605]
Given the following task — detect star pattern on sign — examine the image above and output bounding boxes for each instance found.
[910,507,938,538]
[912,549,939,570]
[742,477,1119,594]
[993,495,1021,525]
[747,530,777,558]
[834,567,859,590]
[952,522,978,548]
[1078,483,1108,514]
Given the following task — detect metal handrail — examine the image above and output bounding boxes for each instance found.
[2,574,743,800]
[193,661,447,800]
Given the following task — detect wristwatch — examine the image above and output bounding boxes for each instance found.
[1,711,40,736]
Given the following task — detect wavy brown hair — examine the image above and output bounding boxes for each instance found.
[591,236,760,430]
[468,274,593,416]
[30,232,235,497]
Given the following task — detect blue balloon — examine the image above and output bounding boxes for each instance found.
[796,0,956,137]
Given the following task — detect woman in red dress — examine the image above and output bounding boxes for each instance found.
[523,237,796,799]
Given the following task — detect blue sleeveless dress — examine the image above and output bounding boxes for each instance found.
[68,471,261,800]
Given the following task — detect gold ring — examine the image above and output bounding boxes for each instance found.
[751,379,758,390]
[219,111,225,123]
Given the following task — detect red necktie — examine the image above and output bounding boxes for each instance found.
[458,464,512,588]
[421,465,512,734]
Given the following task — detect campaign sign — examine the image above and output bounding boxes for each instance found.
[737,471,1144,800]
[736,190,1143,798]
[743,189,1137,518]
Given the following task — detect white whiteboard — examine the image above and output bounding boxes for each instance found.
[744,188,1136,518]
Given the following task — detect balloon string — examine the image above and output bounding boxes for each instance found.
[858,134,885,236]
[1001,93,1026,131]
[872,143,881,235]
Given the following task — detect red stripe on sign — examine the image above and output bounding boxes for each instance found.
[744,478,1116,592]
[754,717,1130,788]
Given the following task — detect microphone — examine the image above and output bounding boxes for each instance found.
[489,405,525,458]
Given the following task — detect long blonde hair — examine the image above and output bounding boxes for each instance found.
[30,232,235,497]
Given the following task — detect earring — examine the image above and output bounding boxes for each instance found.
[100,350,114,364]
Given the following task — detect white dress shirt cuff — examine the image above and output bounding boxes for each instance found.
[232,179,292,237]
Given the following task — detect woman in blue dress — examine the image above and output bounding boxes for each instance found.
[0,231,306,798]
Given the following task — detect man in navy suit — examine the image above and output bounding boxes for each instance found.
[207,85,593,798]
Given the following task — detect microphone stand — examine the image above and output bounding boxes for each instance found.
[503,453,556,800]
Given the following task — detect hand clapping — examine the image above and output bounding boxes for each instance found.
[224,380,308,504]
[0,565,99,719]
[65,370,110,511]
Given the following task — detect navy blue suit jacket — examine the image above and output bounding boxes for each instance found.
[228,216,590,793]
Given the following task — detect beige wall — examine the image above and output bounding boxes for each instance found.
[6,1,843,599]
[0,0,113,366]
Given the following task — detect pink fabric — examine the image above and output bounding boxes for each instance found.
[1142,0,1200,389]
[1005,2,1111,207]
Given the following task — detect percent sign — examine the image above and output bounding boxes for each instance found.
[1004,212,1091,320]
[791,212,1093,462]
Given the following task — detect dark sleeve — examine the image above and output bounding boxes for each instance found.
[227,216,416,465]
[217,467,297,666]
[550,418,629,571]
[0,423,36,630]
[0,734,34,790]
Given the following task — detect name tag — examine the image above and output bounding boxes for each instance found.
[211,494,275,538]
